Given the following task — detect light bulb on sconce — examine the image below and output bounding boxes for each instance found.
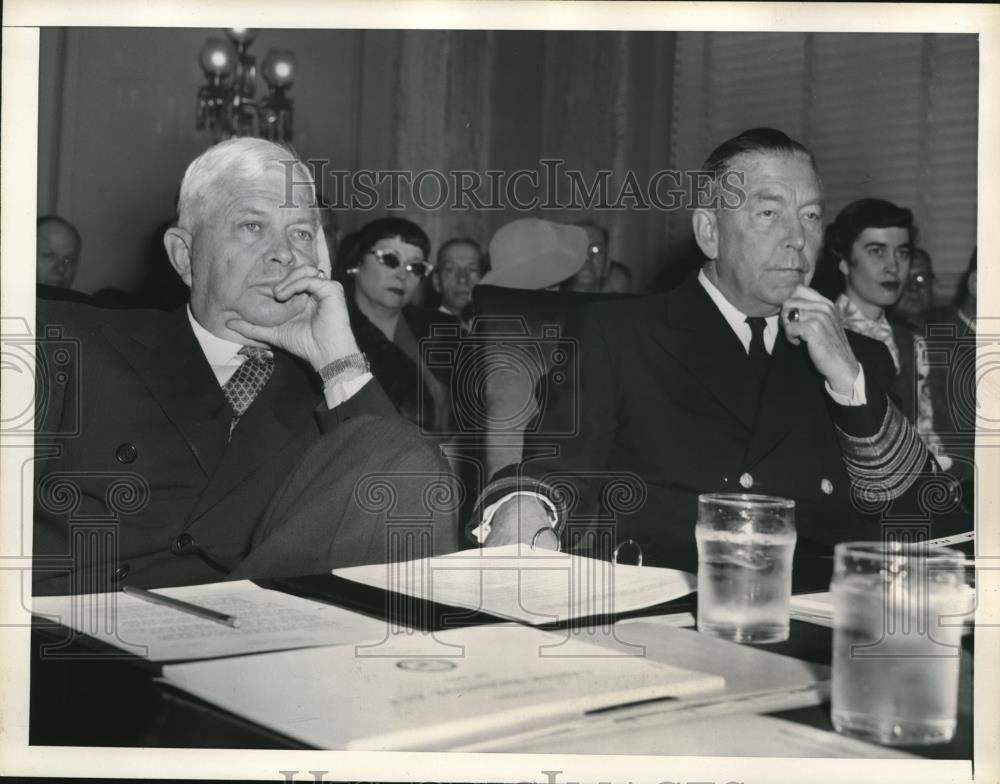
[195,29,295,143]
[262,50,295,89]
[198,37,236,79]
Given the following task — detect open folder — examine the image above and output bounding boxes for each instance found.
[160,623,724,751]
[330,543,696,625]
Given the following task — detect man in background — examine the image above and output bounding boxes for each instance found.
[569,219,632,294]
[893,247,936,329]
[948,248,977,334]
[432,237,484,330]
[36,215,85,298]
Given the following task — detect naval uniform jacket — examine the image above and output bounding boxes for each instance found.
[479,275,946,584]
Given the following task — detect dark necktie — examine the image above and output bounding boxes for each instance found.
[222,346,274,438]
[745,316,769,385]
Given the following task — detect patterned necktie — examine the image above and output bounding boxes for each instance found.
[222,346,274,437]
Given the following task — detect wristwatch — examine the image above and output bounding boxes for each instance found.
[318,352,370,386]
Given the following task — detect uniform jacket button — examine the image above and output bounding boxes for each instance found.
[174,533,195,553]
[820,478,834,495]
[739,472,754,489]
[115,443,138,464]
[111,564,130,582]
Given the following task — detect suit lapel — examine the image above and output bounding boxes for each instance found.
[649,276,760,428]
[186,350,320,522]
[103,308,230,476]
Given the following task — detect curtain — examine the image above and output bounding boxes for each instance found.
[667,32,978,296]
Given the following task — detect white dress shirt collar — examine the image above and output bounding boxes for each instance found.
[697,269,779,354]
[187,306,249,387]
[185,306,374,408]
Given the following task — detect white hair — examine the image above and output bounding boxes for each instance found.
[176,137,316,231]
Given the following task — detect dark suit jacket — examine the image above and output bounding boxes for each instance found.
[890,316,918,422]
[33,301,457,595]
[514,276,945,583]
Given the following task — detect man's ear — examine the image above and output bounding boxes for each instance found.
[692,209,719,260]
[838,257,849,278]
[431,273,442,294]
[163,227,194,287]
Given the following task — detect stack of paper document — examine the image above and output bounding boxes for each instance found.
[160,624,724,750]
[332,543,696,625]
[459,621,830,751]
[791,590,975,633]
[789,592,837,628]
[32,580,388,661]
[469,712,917,758]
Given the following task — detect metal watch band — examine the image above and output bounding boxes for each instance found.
[318,352,370,386]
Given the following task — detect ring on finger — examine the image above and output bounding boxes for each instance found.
[787,307,800,323]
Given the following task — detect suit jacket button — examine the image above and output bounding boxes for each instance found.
[739,472,754,489]
[174,533,195,552]
[115,443,138,464]
[820,478,834,495]
[111,564,130,582]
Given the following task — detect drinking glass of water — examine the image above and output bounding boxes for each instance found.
[695,493,796,644]
[831,541,972,746]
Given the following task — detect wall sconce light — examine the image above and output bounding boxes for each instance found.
[195,28,295,143]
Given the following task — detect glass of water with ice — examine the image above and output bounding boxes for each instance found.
[695,493,796,644]
[831,541,972,745]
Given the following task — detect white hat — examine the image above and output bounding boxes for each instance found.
[480,218,588,289]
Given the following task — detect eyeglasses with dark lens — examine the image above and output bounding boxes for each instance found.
[368,248,433,278]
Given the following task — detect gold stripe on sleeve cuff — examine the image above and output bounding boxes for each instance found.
[837,400,928,502]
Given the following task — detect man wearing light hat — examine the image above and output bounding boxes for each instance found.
[480,218,589,291]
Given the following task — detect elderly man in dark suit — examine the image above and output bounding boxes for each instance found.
[33,138,457,595]
[478,128,959,584]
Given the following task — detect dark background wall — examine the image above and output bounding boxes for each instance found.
[37,28,676,295]
[37,28,976,299]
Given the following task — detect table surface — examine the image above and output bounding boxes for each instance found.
[27,583,974,759]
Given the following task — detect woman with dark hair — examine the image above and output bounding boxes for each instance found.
[814,198,951,469]
[336,217,457,432]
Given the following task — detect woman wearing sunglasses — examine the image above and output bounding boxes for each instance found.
[336,217,457,432]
